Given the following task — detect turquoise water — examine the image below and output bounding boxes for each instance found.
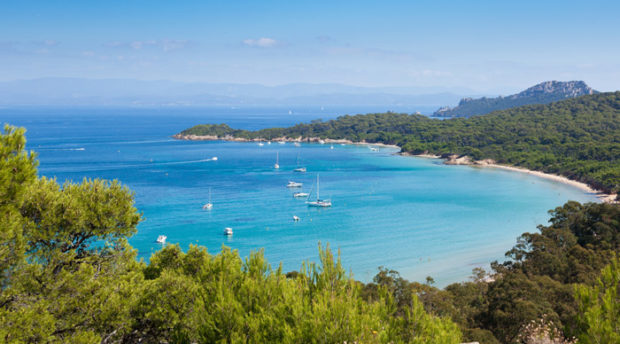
[1,108,597,286]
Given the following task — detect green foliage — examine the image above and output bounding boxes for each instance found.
[179,92,620,194]
[574,256,620,344]
[0,125,37,289]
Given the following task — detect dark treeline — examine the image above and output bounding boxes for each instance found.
[180,92,620,196]
[2,120,619,343]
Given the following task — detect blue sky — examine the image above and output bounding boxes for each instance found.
[1,0,619,92]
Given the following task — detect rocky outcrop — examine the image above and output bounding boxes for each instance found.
[444,155,473,165]
[433,80,597,118]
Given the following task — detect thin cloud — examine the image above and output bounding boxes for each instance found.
[243,37,278,48]
[104,39,188,52]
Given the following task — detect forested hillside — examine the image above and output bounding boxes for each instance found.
[179,92,620,196]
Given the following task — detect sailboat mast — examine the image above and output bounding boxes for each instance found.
[317,174,320,200]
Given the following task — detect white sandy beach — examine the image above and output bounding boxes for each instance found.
[409,153,617,203]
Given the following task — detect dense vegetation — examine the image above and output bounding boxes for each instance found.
[179,92,620,196]
[3,121,619,343]
[433,81,596,118]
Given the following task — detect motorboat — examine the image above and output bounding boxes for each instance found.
[156,235,167,243]
[287,181,303,188]
[224,227,233,236]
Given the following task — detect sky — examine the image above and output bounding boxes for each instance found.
[1,0,619,93]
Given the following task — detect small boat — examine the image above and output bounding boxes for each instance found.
[267,141,271,145]
[294,142,301,147]
[156,235,167,244]
[287,181,303,188]
[203,188,213,210]
[293,192,309,198]
[274,152,280,169]
[293,215,300,221]
[307,174,332,207]
[258,142,264,146]
[318,140,325,144]
[369,147,379,152]
[211,156,218,161]
[278,141,285,145]
[330,145,334,149]
[224,227,233,236]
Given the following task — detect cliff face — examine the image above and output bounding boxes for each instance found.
[433,81,597,118]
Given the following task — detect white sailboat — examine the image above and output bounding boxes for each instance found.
[203,188,213,210]
[306,174,332,207]
[274,152,280,169]
[293,153,306,172]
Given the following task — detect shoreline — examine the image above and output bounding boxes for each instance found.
[172,134,401,149]
[407,153,617,203]
[172,134,616,203]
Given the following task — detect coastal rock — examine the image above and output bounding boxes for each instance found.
[444,155,473,165]
[474,158,496,166]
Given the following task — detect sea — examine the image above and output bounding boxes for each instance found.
[0,106,597,286]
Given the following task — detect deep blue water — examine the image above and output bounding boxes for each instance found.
[1,107,597,286]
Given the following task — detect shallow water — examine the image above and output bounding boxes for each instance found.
[1,107,597,286]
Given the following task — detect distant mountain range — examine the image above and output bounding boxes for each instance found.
[433,81,598,118]
[0,78,473,110]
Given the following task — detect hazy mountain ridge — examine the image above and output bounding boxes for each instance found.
[0,78,471,108]
[433,80,598,118]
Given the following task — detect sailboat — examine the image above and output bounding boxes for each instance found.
[306,174,332,207]
[293,153,306,172]
[203,188,213,210]
[156,235,167,244]
[274,152,280,169]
